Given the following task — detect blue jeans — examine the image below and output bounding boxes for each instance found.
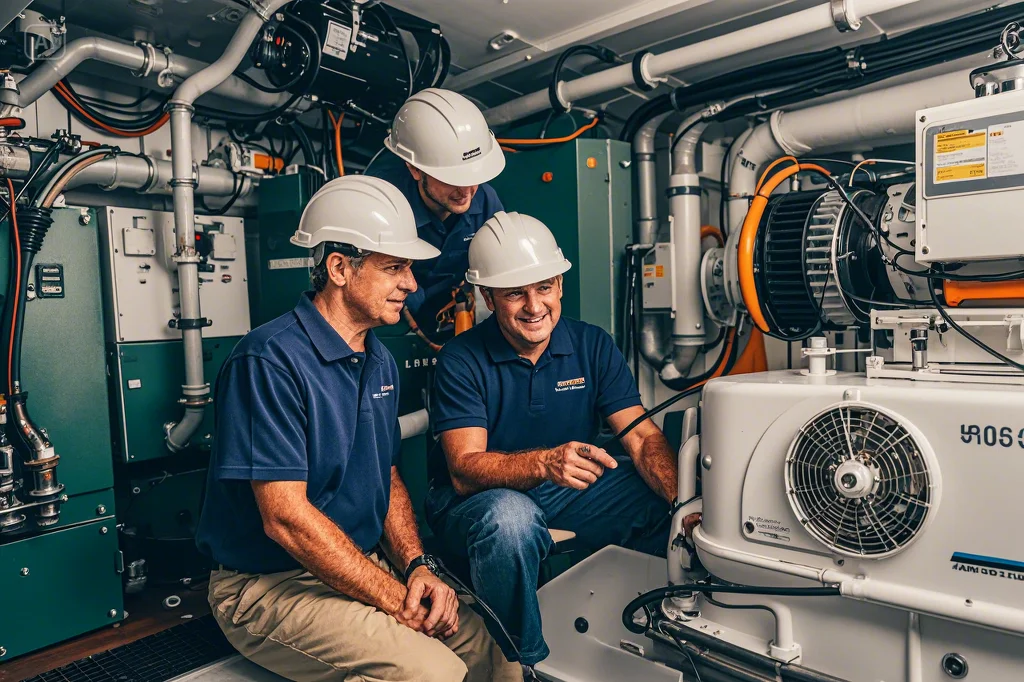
[424,456,670,666]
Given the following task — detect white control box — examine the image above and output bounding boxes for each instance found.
[99,207,251,343]
[917,87,1024,263]
[642,242,674,310]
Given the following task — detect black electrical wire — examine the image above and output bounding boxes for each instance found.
[287,119,316,166]
[235,22,312,94]
[548,44,621,112]
[623,583,841,635]
[56,78,170,130]
[928,277,1024,372]
[667,633,705,682]
[196,174,245,215]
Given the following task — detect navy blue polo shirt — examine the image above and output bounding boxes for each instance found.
[365,152,503,338]
[195,292,401,574]
[428,316,641,486]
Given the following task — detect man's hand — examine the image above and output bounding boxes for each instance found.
[540,442,617,490]
[402,566,460,638]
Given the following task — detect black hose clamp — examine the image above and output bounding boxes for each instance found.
[169,317,212,330]
[631,51,658,91]
[665,186,701,197]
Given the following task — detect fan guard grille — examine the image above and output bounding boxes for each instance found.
[785,403,933,558]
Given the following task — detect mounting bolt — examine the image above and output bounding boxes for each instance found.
[20,567,29,576]
[96,505,107,515]
[79,209,91,225]
[100,526,109,535]
[921,246,930,255]
[920,115,926,123]
[108,609,118,618]
[0,646,6,657]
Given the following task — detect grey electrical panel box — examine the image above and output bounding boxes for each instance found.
[99,207,250,343]
[642,242,673,310]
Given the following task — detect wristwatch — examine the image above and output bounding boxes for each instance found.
[404,554,441,581]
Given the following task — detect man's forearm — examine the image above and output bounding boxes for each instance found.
[381,469,425,572]
[450,449,548,495]
[634,432,678,502]
[266,502,406,615]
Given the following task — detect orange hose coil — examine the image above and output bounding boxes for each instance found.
[738,161,834,333]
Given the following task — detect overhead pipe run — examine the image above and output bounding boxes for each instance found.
[9,34,298,115]
[64,154,253,198]
[163,0,293,452]
[481,0,924,127]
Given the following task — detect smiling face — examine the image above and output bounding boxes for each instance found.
[407,163,478,218]
[328,251,417,327]
[482,276,563,354]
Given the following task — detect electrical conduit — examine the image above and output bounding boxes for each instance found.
[482,0,924,127]
[164,0,294,452]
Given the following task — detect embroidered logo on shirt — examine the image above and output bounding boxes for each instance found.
[373,384,394,399]
[463,232,476,242]
[555,376,586,393]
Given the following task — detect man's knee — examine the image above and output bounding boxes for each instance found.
[468,490,548,555]
[400,651,468,682]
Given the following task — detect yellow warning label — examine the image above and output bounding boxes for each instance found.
[655,265,664,277]
[936,131,986,154]
[936,163,986,182]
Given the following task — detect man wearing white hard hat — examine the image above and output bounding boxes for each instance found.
[425,212,679,668]
[366,88,506,342]
[196,176,520,682]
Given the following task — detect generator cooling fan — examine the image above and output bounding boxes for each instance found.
[784,402,937,558]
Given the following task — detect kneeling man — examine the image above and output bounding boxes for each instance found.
[425,211,678,668]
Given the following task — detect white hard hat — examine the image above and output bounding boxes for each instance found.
[466,211,572,288]
[290,175,440,261]
[384,88,505,187]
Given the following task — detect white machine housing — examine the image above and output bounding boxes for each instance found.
[690,371,1024,680]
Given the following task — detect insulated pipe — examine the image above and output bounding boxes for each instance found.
[399,409,429,440]
[482,0,924,127]
[164,0,292,452]
[661,113,709,380]
[64,154,253,197]
[633,111,673,369]
[726,66,980,235]
[14,35,292,112]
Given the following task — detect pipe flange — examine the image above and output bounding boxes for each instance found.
[130,41,157,79]
[830,0,861,33]
[178,395,213,408]
[134,154,159,194]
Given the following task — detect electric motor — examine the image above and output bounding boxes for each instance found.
[742,184,927,339]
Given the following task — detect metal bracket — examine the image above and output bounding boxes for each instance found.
[130,41,157,79]
[168,317,211,330]
[830,0,861,33]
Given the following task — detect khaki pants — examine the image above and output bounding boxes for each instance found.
[208,555,523,682]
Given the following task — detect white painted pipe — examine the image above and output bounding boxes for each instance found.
[65,155,253,197]
[165,0,293,453]
[907,612,922,682]
[399,409,429,440]
[726,66,980,234]
[482,0,924,127]
[14,35,292,112]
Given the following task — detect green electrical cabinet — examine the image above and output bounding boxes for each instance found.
[489,138,633,342]
[108,336,241,463]
[0,207,123,661]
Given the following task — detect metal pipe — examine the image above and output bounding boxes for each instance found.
[164,0,292,452]
[64,154,253,197]
[633,111,673,369]
[726,66,980,234]
[399,409,429,440]
[15,34,294,111]
[907,612,922,682]
[481,0,924,127]
[661,111,710,380]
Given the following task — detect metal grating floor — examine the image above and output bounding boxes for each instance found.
[23,617,235,682]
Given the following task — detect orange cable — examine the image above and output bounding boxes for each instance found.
[6,178,20,396]
[701,225,724,247]
[497,117,600,145]
[53,83,168,137]
[328,110,344,176]
[754,156,798,194]
[738,161,835,333]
